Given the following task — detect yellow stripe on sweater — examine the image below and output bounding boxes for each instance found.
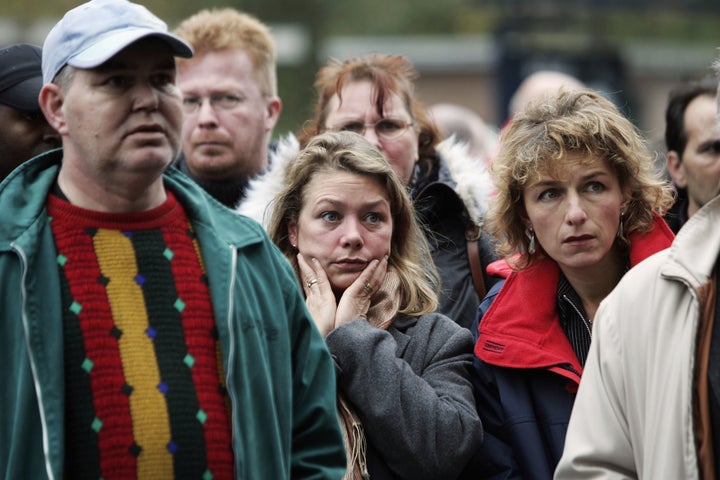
[94,229,173,478]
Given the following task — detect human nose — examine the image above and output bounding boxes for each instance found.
[565,192,588,224]
[133,80,160,111]
[340,218,364,249]
[196,99,219,127]
[361,125,382,148]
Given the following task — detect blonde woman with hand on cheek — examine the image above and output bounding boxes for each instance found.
[268,131,483,480]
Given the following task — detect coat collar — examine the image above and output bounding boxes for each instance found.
[475,214,674,383]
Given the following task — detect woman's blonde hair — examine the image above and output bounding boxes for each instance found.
[268,131,439,315]
[490,89,674,268]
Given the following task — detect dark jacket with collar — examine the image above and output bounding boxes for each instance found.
[468,215,674,479]
[412,147,501,329]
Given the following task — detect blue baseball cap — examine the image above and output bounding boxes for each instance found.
[42,0,193,84]
[0,44,43,112]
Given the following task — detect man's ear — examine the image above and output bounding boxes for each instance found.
[264,96,282,132]
[39,83,68,136]
[666,150,688,189]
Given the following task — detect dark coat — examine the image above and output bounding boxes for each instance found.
[413,155,500,329]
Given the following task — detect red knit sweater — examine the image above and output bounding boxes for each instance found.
[48,191,234,480]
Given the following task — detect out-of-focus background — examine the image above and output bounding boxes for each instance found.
[4,0,719,148]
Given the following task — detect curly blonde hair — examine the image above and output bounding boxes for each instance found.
[268,131,439,315]
[490,89,674,268]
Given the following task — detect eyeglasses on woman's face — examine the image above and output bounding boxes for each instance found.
[328,118,414,140]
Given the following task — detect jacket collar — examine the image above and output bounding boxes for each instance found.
[475,214,674,383]
[0,148,265,251]
[662,194,720,288]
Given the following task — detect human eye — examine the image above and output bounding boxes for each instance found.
[104,75,131,89]
[585,181,606,193]
[214,94,242,110]
[320,211,340,222]
[151,73,175,88]
[537,189,560,201]
[338,122,364,134]
[364,212,384,224]
[375,119,403,134]
[182,96,202,111]
[709,140,720,155]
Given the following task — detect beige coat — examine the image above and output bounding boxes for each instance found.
[555,194,720,480]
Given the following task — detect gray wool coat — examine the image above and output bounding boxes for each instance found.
[325,313,483,480]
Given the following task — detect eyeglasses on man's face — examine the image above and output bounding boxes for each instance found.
[328,118,414,140]
[181,93,244,113]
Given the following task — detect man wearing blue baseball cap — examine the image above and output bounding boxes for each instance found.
[0,43,60,181]
[0,1,346,479]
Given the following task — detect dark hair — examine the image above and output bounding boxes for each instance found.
[664,76,719,160]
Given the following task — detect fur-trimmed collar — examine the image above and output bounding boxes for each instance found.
[236,134,299,228]
[434,136,495,225]
[237,133,495,228]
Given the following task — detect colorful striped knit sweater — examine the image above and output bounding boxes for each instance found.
[48,191,234,480]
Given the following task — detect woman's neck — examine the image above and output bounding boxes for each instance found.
[560,250,627,321]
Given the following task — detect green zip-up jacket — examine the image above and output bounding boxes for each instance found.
[0,150,346,480]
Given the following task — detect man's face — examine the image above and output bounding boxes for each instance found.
[0,104,60,181]
[668,94,720,217]
[50,38,183,192]
[178,48,281,182]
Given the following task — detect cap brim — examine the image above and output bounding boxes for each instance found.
[0,76,42,111]
[68,28,193,70]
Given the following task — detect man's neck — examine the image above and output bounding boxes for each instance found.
[57,165,167,213]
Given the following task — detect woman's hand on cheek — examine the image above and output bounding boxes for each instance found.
[297,253,336,337]
[336,255,389,328]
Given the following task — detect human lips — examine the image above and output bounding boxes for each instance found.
[563,234,594,245]
[333,258,368,270]
[126,123,166,139]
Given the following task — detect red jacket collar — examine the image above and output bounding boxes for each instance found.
[475,214,674,383]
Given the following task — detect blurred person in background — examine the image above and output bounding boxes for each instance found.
[240,53,499,329]
[470,89,674,479]
[0,43,60,181]
[268,130,483,479]
[429,102,499,166]
[505,70,585,127]
[173,8,282,208]
[663,76,720,233]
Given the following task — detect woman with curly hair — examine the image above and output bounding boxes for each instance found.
[470,89,675,479]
